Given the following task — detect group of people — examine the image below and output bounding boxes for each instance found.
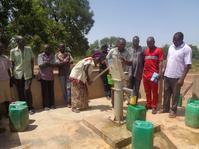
[69,31,192,118]
[0,36,74,115]
[0,31,192,120]
[105,32,192,118]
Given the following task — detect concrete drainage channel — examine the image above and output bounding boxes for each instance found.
[82,115,177,149]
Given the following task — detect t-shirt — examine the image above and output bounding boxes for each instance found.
[69,57,93,84]
[128,46,145,80]
[0,55,11,80]
[164,43,192,78]
[143,47,164,80]
[38,52,55,81]
[10,46,34,80]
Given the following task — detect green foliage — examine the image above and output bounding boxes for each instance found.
[190,45,199,60]
[161,44,169,58]
[0,0,94,56]
[89,36,132,51]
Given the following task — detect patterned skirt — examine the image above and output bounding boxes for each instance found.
[71,81,88,110]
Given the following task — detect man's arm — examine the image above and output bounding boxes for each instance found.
[158,61,164,79]
[178,46,192,86]
[123,59,132,66]
[178,64,191,86]
[38,54,48,68]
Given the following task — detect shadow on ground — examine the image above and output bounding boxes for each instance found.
[177,107,185,116]
[26,124,38,131]
[0,118,21,148]
[87,105,112,112]
[0,132,21,148]
[29,119,35,124]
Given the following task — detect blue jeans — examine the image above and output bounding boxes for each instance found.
[60,76,71,104]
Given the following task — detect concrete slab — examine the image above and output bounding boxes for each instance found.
[83,114,160,149]
[1,97,198,149]
[0,98,112,149]
[146,109,199,149]
[122,132,176,149]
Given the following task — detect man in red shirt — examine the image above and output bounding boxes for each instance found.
[143,37,164,114]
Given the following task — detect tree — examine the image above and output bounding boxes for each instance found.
[89,36,119,51]
[162,44,169,58]
[0,0,94,56]
[41,0,94,55]
[190,45,199,60]
[89,36,132,51]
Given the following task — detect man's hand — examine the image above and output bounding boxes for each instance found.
[177,78,184,86]
[157,74,163,80]
[120,57,126,65]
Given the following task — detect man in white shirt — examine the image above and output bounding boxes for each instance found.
[161,32,192,118]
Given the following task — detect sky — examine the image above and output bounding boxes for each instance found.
[86,0,199,46]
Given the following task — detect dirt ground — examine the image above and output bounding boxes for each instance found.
[0,73,198,149]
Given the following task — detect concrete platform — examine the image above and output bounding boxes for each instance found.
[83,114,160,148]
[0,98,112,149]
[146,108,199,149]
[1,97,199,149]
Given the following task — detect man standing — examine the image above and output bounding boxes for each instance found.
[106,38,130,72]
[123,36,145,101]
[10,36,35,114]
[38,44,55,110]
[55,43,72,107]
[143,37,164,114]
[161,32,192,118]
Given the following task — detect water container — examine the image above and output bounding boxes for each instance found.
[107,74,114,85]
[9,102,29,132]
[132,120,154,149]
[185,100,199,128]
[187,97,199,104]
[12,101,27,106]
[126,105,146,131]
[177,95,183,107]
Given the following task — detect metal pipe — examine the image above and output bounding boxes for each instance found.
[123,87,133,94]
[113,80,123,121]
